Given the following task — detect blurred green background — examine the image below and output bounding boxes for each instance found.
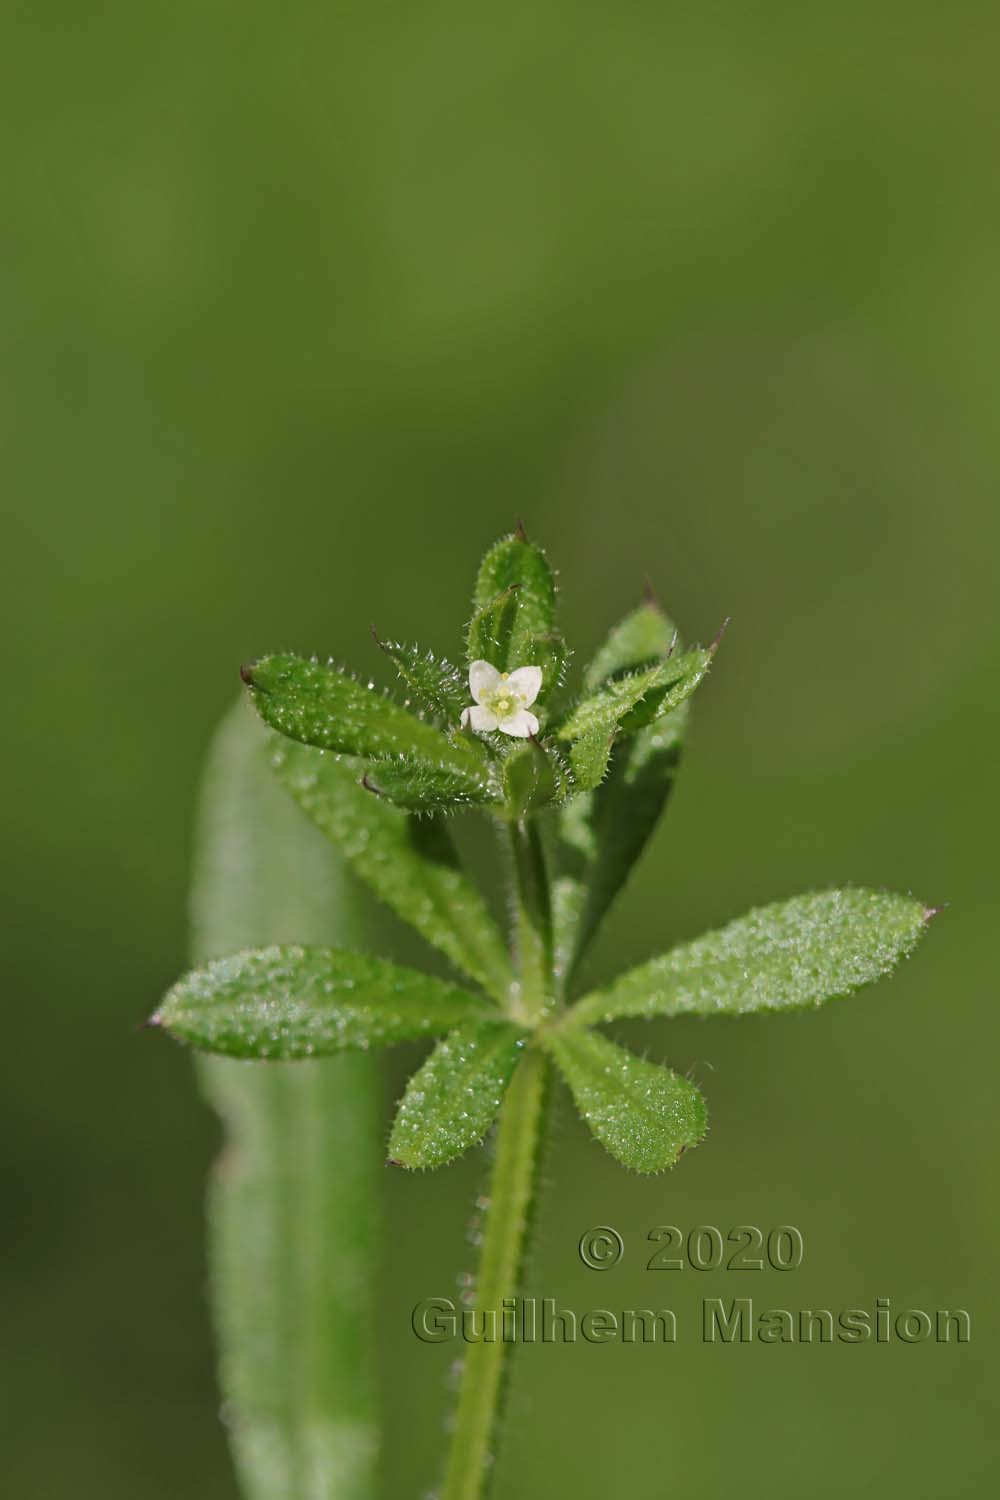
[4,2,997,1495]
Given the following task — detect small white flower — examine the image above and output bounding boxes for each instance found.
[461,660,542,738]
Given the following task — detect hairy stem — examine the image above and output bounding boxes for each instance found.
[439,1047,549,1500]
[441,814,553,1497]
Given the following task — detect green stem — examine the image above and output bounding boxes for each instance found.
[508,818,553,1021]
[439,1047,549,1500]
[439,815,553,1497]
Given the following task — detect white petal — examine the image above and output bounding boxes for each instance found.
[468,659,501,704]
[505,665,543,706]
[499,708,539,738]
[467,704,500,732]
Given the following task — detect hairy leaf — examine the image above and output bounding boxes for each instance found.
[362,756,499,812]
[561,726,615,792]
[570,888,935,1027]
[554,646,710,785]
[502,739,569,815]
[467,586,520,676]
[582,599,678,691]
[468,531,564,694]
[155,946,492,1059]
[191,700,377,1500]
[374,635,469,726]
[388,1021,526,1169]
[544,1028,707,1172]
[244,653,489,786]
[271,739,513,1002]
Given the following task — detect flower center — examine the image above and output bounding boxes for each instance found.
[486,689,519,719]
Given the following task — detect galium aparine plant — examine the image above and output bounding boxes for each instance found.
[153,528,938,1500]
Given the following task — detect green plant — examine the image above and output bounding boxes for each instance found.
[188,699,379,1500]
[154,529,938,1500]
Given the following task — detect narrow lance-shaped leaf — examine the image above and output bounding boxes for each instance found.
[362,757,499,813]
[543,1028,707,1172]
[468,530,565,699]
[558,726,615,794]
[388,1021,526,1169]
[580,599,679,690]
[467,585,519,678]
[373,634,469,726]
[555,710,687,977]
[554,645,711,790]
[569,888,937,1028]
[244,653,492,794]
[556,647,707,741]
[155,946,493,1060]
[191,699,378,1500]
[272,738,514,1003]
[553,601,690,979]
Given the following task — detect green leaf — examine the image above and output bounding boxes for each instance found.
[554,601,690,979]
[271,738,513,1002]
[467,585,520,675]
[373,634,469,726]
[543,1028,706,1172]
[554,646,711,789]
[570,888,935,1027]
[244,652,490,786]
[555,709,687,979]
[191,699,378,1500]
[582,598,678,691]
[560,726,614,792]
[502,742,539,815]
[468,531,564,694]
[362,756,499,812]
[155,946,493,1059]
[388,1020,526,1169]
[501,738,570,815]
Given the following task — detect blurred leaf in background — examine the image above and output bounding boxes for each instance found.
[191,702,378,1500]
[2,2,997,1497]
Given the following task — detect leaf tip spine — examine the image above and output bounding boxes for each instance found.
[710,616,732,654]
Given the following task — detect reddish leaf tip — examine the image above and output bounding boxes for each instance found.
[709,616,732,653]
[923,903,948,923]
[239,660,257,685]
[514,519,528,542]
